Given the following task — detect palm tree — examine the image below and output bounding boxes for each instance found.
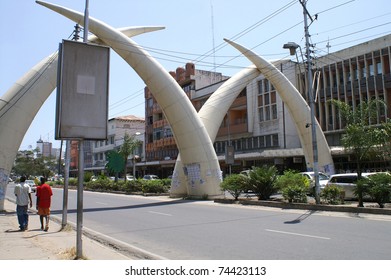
[119,132,141,181]
[330,99,389,206]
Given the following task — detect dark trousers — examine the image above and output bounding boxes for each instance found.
[16,205,29,230]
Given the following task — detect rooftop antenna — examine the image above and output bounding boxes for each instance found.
[210,0,216,72]
[326,37,331,54]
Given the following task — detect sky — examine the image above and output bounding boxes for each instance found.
[1,0,390,150]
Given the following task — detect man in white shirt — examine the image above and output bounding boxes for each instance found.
[14,176,32,231]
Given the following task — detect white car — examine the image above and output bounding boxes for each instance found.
[325,172,390,200]
[126,175,135,181]
[300,171,330,194]
[25,179,36,192]
[143,175,159,180]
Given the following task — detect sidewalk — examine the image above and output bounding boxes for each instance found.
[0,199,132,260]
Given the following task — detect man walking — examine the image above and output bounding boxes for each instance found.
[36,177,52,231]
[14,176,32,231]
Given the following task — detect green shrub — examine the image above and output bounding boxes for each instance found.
[275,170,309,203]
[121,179,143,193]
[141,180,168,194]
[68,178,78,186]
[244,165,279,200]
[321,185,344,205]
[281,184,308,203]
[365,173,391,208]
[84,171,94,182]
[274,170,310,190]
[220,174,247,200]
[161,178,172,187]
[85,178,113,191]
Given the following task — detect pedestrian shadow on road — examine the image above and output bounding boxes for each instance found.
[4,229,23,233]
[284,210,316,224]
[50,199,194,215]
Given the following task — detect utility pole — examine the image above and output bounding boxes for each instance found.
[62,24,80,230]
[76,0,89,260]
[300,0,320,204]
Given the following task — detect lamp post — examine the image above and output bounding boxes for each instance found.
[283,42,306,94]
[283,1,320,204]
[132,132,141,179]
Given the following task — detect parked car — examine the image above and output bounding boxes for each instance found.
[126,175,135,181]
[240,170,250,177]
[25,179,37,192]
[143,174,159,180]
[325,172,389,200]
[300,171,330,194]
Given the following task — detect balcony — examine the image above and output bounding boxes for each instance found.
[217,121,248,137]
[163,137,176,146]
[231,95,247,108]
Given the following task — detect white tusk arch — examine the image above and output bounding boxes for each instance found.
[171,66,260,195]
[36,1,223,198]
[224,38,335,174]
[0,25,165,210]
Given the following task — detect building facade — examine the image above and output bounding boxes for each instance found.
[69,34,391,178]
[36,138,53,158]
[306,34,391,172]
[69,115,145,177]
[90,115,145,177]
[142,34,391,177]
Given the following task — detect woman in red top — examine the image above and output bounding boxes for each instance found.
[36,177,53,231]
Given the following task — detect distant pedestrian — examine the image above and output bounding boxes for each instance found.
[36,177,53,231]
[14,176,32,231]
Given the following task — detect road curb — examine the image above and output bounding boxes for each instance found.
[214,198,391,215]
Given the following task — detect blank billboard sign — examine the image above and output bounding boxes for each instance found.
[56,40,110,140]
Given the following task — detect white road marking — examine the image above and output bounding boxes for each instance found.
[265,229,330,240]
[148,211,172,216]
[95,202,108,205]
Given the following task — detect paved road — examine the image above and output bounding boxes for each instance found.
[6,184,391,259]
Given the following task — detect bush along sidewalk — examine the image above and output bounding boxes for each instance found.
[217,166,391,214]
[51,177,171,196]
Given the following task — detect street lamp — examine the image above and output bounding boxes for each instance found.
[283,42,306,94]
[283,40,321,204]
[132,132,141,179]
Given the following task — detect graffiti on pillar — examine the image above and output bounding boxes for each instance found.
[170,170,180,190]
[183,163,201,188]
[0,168,9,200]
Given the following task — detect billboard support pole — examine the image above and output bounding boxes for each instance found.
[76,0,89,260]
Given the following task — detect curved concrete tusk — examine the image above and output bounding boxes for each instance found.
[36,0,223,197]
[224,38,334,174]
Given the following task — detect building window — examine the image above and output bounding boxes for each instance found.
[272,134,279,147]
[369,63,374,76]
[258,79,277,123]
[153,127,163,140]
[376,60,382,75]
[258,80,263,94]
[147,98,153,108]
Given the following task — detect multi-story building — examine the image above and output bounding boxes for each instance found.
[308,34,391,172]
[69,115,145,177]
[89,115,145,177]
[70,34,391,178]
[144,63,230,178]
[143,34,391,177]
[36,138,53,158]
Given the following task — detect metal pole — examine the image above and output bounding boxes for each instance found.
[61,140,70,229]
[83,0,89,43]
[76,140,84,259]
[133,157,136,179]
[76,0,89,259]
[302,0,320,204]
